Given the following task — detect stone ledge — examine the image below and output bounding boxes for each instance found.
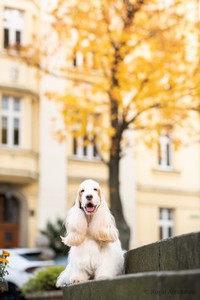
[63,270,200,300]
[125,232,200,274]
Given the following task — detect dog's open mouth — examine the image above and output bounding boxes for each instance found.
[85,203,96,214]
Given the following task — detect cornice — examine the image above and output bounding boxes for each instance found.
[1,0,40,10]
[137,183,200,198]
[0,85,39,99]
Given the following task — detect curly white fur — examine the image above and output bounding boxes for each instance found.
[56,179,124,286]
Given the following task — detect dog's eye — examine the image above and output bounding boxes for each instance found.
[94,188,98,191]
[80,189,85,193]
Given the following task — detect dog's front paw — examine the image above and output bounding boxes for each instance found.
[69,274,89,285]
[56,276,67,287]
[69,278,84,285]
[56,268,70,287]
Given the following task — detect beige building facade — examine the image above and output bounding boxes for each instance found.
[0,0,40,247]
[134,127,200,248]
[133,0,200,248]
[0,0,199,250]
[0,0,68,248]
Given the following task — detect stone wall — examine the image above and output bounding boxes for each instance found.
[63,232,200,300]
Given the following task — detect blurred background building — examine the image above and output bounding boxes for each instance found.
[0,0,199,250]
[0,0,40,248]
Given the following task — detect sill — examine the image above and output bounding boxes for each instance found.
[152,166,180,175]
[0,146,38,157]
[68,66,102,75]
[0,144,21,150]
[69,155,101,163]
[0,48,19,56]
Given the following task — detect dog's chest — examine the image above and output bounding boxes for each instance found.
[72,239,106,269]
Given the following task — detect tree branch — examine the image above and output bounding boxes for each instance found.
[126,103,160,125]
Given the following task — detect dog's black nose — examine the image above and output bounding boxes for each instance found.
[86,194,93,201]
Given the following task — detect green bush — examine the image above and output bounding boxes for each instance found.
[21,266,64,295]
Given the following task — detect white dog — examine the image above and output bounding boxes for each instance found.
[56,179,124,286]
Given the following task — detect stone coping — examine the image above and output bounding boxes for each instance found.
[125,232,200,274]
[63,269,200,300]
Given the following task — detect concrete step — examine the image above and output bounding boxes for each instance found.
[125,232,200,274]
[63,269,200,300]
[63,232,200,299]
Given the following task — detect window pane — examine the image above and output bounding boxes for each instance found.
[16,31,21,45]
[2,96,9,110]
[1,117,8,144]
[158,143,162,165]
[14,130,19,145]
[73,55,77,67]
[73,137,77,155]
[93,143,98,157]
[4,196,19,223]
[168,227,173,237]
[4,28,9,48]
[76,52,84,67]
[168,209,173,220]
[159,208,163,219]
[13,98,21,111]
[0,195,4,222]
[83,136,87,156]
[167,143,170,166]
[158,131,172,167]
[92,135,98,157]
[5,232,13,242]
[13,118,20,145]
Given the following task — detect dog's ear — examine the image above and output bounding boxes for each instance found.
[89,193,119,243]
[61,196,87,247]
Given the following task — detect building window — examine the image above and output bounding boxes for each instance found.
[159,208,174,240]
[158,130,172,169]
[73,135,98,159]
[1,95,22,147]
[73,51,84,67]
[3,8,24,49]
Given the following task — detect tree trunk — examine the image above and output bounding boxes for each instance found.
[108,152,130,250]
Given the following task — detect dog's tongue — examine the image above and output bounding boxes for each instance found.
[86,206,95,213]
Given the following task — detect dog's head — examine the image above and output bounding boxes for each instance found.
[77,179,102,215]
[62,179,119,246]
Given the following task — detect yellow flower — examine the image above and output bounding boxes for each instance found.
[0,258,9,264]
[2,250,10,257]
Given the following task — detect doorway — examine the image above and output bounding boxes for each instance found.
[0,194,20,247]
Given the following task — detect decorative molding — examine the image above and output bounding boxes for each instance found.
[137,183,200,197]
[0,168,39,183]
[152,167,181,175]
[0,85,39,99]
[0,147,39,158]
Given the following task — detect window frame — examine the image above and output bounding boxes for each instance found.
[158,208,174,240]
[158,129,173,170]
[3,8,24,49]
[1,95,22,148]
[72,135,99,160]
